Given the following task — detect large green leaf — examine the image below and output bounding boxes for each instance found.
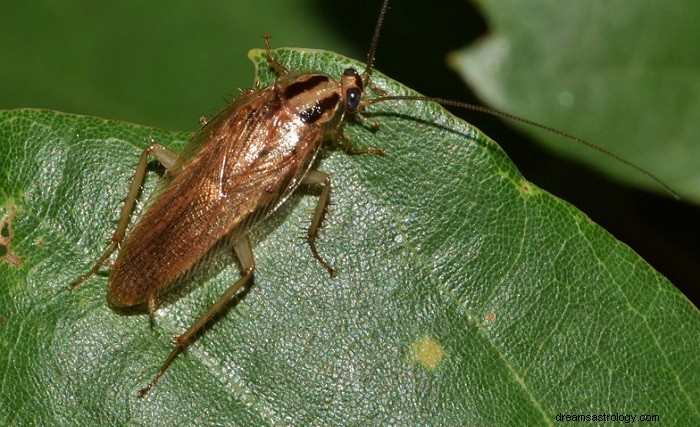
[452,0,700,201]
[1,48,698,425]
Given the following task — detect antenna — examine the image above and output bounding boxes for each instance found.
[360,0,679,199]
[364,95,680,200]
[364,0,391,77]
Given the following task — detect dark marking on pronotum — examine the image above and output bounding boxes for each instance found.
[284,75,330,100]
[300,93,340,124]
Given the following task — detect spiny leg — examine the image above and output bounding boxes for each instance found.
[263,34,287,76]
[68,143,179,290]
[368,79,387,96]
[337,131,385,156]
[138,236,255,398]
[301,170,337,277]
[361,75,387,97]
[302,138,385,277]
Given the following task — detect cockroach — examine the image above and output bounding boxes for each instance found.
[69,0,677,397]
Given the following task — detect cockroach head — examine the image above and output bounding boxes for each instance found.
[341,68,364,113]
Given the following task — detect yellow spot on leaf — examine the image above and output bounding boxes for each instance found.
[520,181,532,194]
[409,335,445,370]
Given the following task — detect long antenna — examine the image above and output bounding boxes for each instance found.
[360,0,678,200]
[364,0,391,76]
[365,95,680,200]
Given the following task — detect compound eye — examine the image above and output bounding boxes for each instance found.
[346,87,362,111]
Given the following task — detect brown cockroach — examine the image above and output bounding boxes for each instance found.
[69,0,677,397]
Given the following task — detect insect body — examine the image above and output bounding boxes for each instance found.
[108,65,368,311]
[70,31,384,395]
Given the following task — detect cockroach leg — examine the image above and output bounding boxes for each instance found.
[138,236,255,398]
[68,143,179,290]
[366,78,387,97]
[148,295,157,319]
[301,170,337,277]
[337,131,386,156]
[263,34,287,76]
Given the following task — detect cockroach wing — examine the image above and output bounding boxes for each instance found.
[107,86,325,308]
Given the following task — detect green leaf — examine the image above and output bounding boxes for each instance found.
[451,0,700,201]
[1,48,698,425]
